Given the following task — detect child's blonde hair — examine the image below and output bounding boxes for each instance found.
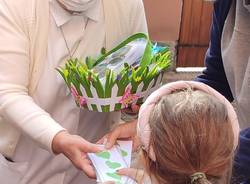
[142,89,234,184]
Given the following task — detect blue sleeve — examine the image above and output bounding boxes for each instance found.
[234,128,250,178]
[195,0,234,102]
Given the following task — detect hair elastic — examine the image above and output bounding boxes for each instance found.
[190,172,207,184]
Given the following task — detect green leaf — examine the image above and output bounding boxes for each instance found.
[140,41,153,68]
[106,173,121,181]
[105,69,115,98]
[91,73,105,98]
[95,151,111,159]
[85,56,96,69]
[105,161,121,169]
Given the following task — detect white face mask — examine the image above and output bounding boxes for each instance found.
[57,0,98,12]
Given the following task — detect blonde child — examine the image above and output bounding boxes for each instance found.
[104,81,240,184]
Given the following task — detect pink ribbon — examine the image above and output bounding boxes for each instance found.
[70,86,87,107]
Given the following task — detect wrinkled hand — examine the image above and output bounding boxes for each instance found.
[117,168,145,184]
[52,131,102,178]
[98,120,140,150]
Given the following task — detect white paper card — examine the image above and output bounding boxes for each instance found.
[116,140,133,167]
[88,141,136,184]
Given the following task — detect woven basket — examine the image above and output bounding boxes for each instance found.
[57,33,172,112]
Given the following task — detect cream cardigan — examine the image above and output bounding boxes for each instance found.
[0,0,147,158]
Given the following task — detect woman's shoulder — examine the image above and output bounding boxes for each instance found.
[103,0,146,29]
[0,0,49,20]
[0,0,36,11]
[102,0,147,48]
[119,0,144,8]
[103,0,144,13]
[0,0,50,34]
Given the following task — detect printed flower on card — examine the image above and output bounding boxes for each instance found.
[70,86,87,107]
[119,86,140,108]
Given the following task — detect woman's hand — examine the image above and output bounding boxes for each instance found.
[117,168,145,184]
[52,131,102,178]
[98,120,139,150]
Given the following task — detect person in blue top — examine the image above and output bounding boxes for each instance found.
[196,0,250,183]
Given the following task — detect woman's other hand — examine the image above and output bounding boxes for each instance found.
[98,120,139,150]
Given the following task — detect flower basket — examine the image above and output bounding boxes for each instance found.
[57,33,172,112]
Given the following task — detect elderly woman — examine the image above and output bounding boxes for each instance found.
[0,0,147,183]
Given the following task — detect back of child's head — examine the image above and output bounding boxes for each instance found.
[143,89,235,184]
